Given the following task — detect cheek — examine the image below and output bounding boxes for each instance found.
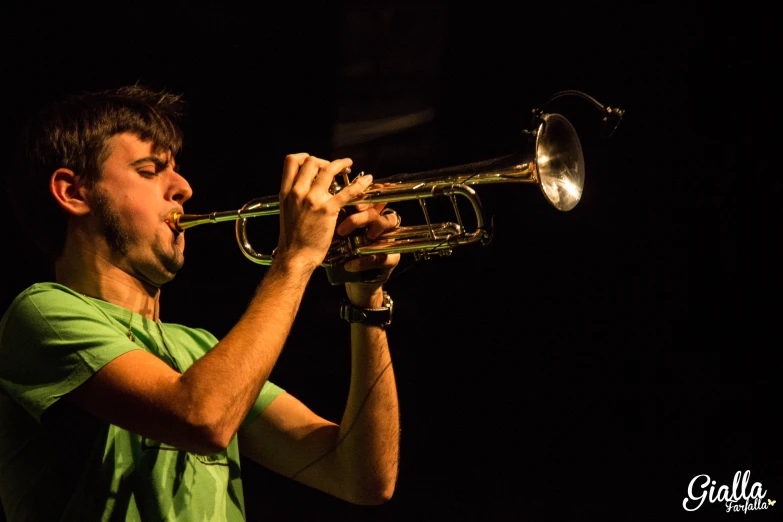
[117,198,163,238]
[119,193,156,220]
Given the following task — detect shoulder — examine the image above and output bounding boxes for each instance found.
[6,281,90,305]
[1,282,92,324]
[0,282,131,349]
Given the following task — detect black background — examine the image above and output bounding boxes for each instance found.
[0,2,765,521]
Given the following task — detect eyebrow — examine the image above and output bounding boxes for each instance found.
[129,156,181,172]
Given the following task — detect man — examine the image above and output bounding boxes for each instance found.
[0,84,401,521]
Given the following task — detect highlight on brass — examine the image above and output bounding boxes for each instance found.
[167,92,623,274]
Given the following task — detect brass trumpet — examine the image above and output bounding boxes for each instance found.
[167,111,586,283]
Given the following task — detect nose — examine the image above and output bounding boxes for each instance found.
[167,170,193,205]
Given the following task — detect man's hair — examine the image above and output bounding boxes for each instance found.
[6,84,186,259]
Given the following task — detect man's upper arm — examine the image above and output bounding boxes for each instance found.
[2,285,214,453]
[64,349,199,448]
[238,391,348,500]
[0,285,140,423]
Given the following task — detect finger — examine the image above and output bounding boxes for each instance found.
[292,155,331,197]
[353,198,384,212]
[370,208,401,239]
[280,153,310,197]
[353,203,375,212]
[337,205,399,238]
[336,206,381,236]
[333,173,374,208]
[311,157,353,196]
[343,253,400,273]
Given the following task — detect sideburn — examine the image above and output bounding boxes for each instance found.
[92,188,131,256]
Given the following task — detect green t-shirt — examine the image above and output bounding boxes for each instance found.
[0,282,284,521]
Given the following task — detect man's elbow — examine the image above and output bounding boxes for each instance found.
[167,424,231,456]
[349,476,397,506]
[179,409,235,455]
[368,482,396,505]
[193,413,244,454]
[191,427,232,455]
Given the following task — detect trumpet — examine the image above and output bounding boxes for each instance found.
[167,110,589,284]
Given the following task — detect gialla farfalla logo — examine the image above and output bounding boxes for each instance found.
[683,470,775,514]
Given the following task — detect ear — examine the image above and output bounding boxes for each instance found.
[50,168,91,216]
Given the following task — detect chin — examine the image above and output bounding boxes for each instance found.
[165,257,185,277]
[151,270,179,288]
[155,249,185,280]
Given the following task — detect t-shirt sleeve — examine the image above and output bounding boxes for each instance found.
[242,381,285,428]
[0,286,141,423]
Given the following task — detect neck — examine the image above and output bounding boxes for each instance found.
[55,238,161,321]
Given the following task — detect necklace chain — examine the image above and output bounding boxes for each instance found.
[79,293,180,369]
[79,292,136,341]
[127,311,134,341]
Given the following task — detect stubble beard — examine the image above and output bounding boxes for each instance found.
[93,192,184,282]
[93,190,130,257]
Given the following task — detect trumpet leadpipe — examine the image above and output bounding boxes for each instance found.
[166,195,280,233]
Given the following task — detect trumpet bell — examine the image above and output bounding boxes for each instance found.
[535,113,585,211]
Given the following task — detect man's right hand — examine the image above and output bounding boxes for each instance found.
[274,153,374,273]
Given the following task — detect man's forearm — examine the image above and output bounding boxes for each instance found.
[178,257,314,448]
[335,323,400,503]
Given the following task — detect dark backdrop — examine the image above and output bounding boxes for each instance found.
[0,3,762,521]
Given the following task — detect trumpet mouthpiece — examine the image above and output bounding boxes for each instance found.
[165,211,183,233]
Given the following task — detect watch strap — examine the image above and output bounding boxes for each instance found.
[340,292,393,327]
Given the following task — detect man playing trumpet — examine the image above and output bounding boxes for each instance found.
[0,84,401,521]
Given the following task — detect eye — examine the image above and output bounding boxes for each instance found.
[139,170,159,178]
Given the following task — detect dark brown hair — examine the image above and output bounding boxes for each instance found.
[6,84,186,259]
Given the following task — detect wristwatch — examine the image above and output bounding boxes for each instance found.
[340,292,393,327]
